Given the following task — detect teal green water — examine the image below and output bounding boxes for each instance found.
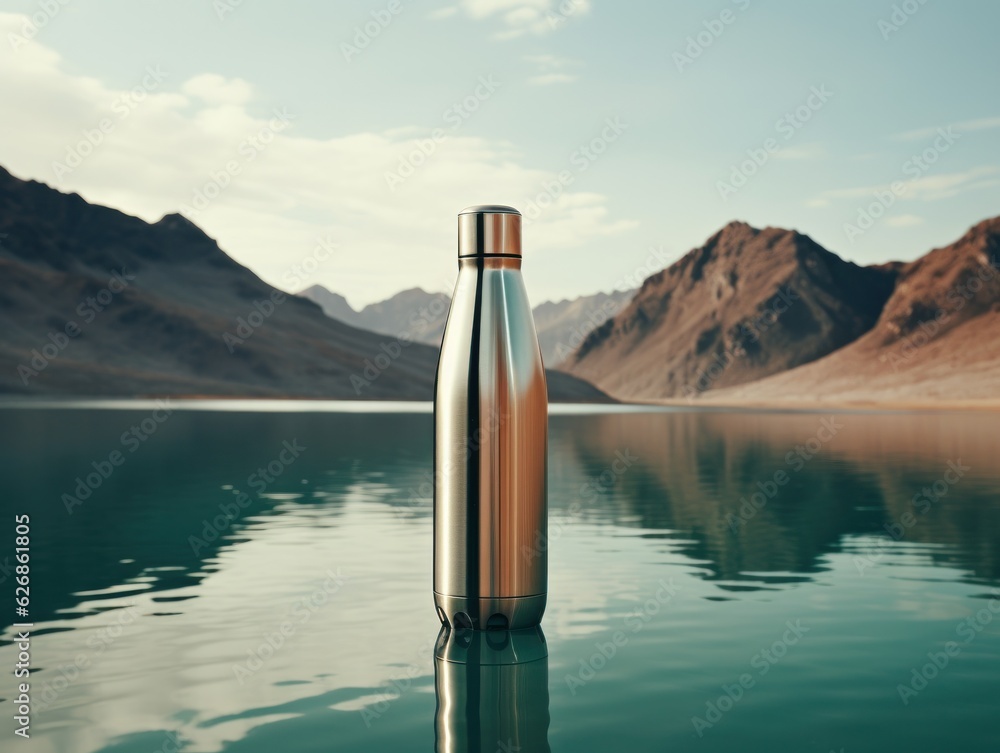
[1,403,998,752]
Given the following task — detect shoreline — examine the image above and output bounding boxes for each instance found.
[1,393,999,413]
[638,397,1000,413]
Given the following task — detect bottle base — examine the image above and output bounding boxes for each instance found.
[433,592,546,631]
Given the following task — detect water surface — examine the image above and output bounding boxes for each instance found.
[0,403,998,752]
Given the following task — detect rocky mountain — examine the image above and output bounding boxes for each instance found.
[562,221,898,400]
[0,166,612,402]
[710,217,1000,404]
[302,284,636,366]
[873,216,1000,343]
[298,285,361,327]
[357,287,452,344]
[300,285,450,346]
[532,289,635,366]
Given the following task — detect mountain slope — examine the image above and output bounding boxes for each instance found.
[301,285,451,345]
[533,289,636,366]
[358,287,451,344]
[0,166,612,402]
[710,217,1000,404]
[563,221,897,400]
[298,285,362,327]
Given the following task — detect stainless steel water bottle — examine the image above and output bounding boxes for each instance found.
[433,205,548,631]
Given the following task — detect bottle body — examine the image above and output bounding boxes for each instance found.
[433,208,547,630]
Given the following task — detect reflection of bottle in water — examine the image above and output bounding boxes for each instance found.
[433,625,550,753]
[434,205,548,631]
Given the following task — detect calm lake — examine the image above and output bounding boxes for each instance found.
[0,402,998,752]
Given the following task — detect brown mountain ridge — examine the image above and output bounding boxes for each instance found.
[564,221,898,400]
[0,165,611,402]
[4,162,995,405]
[710,216,1000,404]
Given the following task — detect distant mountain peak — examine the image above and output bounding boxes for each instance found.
[713,218,758,240]
[296,285,359,325]
[156,212,197,227]
[153,212,213,242]
[709,216,1000,404]
[565,219,898,399]
[395,286,434,296]
[299,282,336,296]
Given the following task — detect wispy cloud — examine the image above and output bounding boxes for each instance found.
[181,73,254,106]
[895,116,1000,142]
[432,0,592,39]
[524,53,581,85]
[814,167,999,204]
[906,167,1000,200]
[885,214,925,228]
[528,73,576,86]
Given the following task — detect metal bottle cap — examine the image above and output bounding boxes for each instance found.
[458,205,522,258]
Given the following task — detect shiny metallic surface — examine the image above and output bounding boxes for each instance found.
[434,594,546,632]
[434,625,550,753]
[434,624,548,665]
[434,206,548,631]
[458,206,522,257]
[458,204,521,216]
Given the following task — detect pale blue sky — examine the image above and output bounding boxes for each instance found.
[1,0,997,306]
